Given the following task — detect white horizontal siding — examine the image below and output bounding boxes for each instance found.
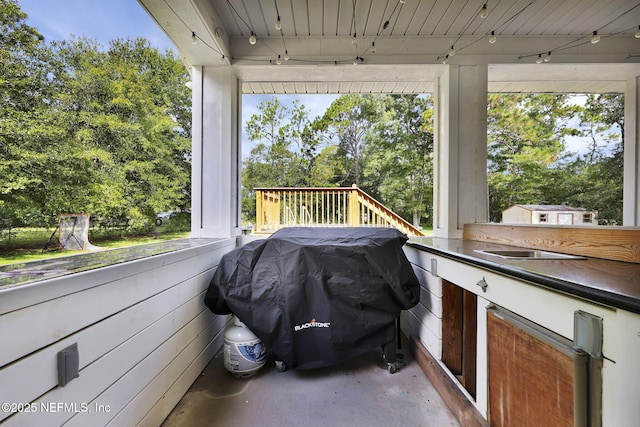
[0,240,225,316]
[403,247,443,360]
[0,238,234,426]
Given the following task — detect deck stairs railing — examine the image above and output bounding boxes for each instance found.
[254,186,424,236]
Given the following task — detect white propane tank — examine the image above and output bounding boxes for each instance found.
[223,316,267,378]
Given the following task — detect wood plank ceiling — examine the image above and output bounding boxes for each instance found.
[218,0,638,41]
[139,0,640,93]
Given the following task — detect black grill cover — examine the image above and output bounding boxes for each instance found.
[205,227,420,370]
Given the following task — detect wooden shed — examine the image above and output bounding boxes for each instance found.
[502,204,596,225]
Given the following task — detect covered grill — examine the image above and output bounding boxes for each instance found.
[205,227,420,370]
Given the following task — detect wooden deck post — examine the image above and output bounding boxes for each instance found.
[256,190,264,233]
[348,185,360,227]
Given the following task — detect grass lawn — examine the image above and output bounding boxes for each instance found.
[0,228,190,266]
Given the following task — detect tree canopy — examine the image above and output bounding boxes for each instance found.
[242,94,435,228]
[1,0,624,232]
[0,0,191,231]
[487,93,623,224]
[243,92,623,227]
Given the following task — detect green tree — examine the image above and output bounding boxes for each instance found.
[241,97,318,222]
[487,94,578,221]
[531,94,624,224]
[363,95,434,227]
[243,94,435,227]
[49,37,191,230]
[563,94,624,223]
[487,93,624,224]
[0,0,52,226]
[314,94,380,187]
[307,145,348,187]
[1,1,191,231]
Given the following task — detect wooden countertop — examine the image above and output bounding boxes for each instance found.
[407,237,640,315]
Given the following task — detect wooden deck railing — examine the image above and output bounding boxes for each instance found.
[255,186,424,236]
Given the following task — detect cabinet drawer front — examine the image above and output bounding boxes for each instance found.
[435,256,611,341]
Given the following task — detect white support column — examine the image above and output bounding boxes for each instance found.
[190,66,241,238]
[433,65,488,239]
[623,76,640,226]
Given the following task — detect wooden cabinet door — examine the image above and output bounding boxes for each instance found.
[487,307,589,427]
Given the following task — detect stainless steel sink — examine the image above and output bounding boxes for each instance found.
[474,249,587,260]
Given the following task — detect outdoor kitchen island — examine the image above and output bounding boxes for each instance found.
[403,224,640,427]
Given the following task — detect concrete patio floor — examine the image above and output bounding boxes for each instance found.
[161,337,460,427]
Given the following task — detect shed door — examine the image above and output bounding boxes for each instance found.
[558,213,573,224]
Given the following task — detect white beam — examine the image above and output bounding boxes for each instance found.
[433,65,488,238]
[624,76,640,225]
[190,66,241,238]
